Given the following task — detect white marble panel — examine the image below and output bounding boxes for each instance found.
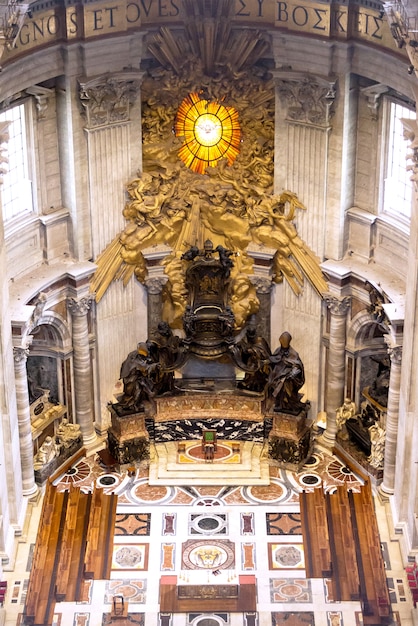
[87,123,131,258]
[95,278,147,431]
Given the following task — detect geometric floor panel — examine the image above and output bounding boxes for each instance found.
[102,615,145,626]
[266,512,302,535]
[5,445,414,626]
[271,612,315,626]
[114,513,151,536]
[270,578,312,602]
[105,580,147,604]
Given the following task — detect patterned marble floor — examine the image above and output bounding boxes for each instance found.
[1,442,415,626]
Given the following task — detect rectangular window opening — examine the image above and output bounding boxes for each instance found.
[383,100,416,221]
[0,103,33,223]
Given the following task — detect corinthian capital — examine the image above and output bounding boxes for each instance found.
[13,346,29,364]
[324,294,351,315]
[388,345,402,365]
[67,295,94,317]
[145,276,168,295]
[384,336,402,365]
[78,71,142,129]
[249,275,272,294]
[274,71,336,127]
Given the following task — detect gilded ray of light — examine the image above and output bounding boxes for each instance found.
[175,92,241,174]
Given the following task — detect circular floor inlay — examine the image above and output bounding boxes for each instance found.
[59,460,91,484]
[189,544,227,568]
[301,474,321,486]
[98,475,117,486]
[182,540,235,570]
[187,444,232,461]
[327,459,360,484]
[197,517,221,531]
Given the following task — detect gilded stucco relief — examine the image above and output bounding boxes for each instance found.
[91,1,327,329]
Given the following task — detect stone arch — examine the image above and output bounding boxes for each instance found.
[31,311,72,353]
[346,310,389,408]
[27,312,73,409]
[346,309,387,352]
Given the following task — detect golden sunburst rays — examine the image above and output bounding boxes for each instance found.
[148,0,269,77]
[174,92,241,174]
[288,241,329,297]
[91,237,128,302]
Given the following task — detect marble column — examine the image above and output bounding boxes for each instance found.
[247,244,276,345]
[380,343,402,495]
[143,245,171,336]
[322,294,351,447]
[67,295,96,445]
[13,346,38,497]
[145,276,168,336]
[249,276,272,345]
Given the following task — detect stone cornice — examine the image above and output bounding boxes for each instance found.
[0,0,407,68]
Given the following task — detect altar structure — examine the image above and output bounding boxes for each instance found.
[30,391,83,484]
[107,241,314,471]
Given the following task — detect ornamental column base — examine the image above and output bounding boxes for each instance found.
[107,405,150,465]
[22,483,39,498]
[267,410,314,471]
[318,427,337,450]
[82,431,99,447]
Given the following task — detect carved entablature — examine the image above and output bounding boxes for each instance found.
[78,71,143,129]
[274,71,337,127]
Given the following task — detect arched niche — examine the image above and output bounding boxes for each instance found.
[27,311,73,420]
[26,310,85,477]
[346,310,389,408]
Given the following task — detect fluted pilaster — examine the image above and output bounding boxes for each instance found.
[380,343,402,495]
[67,295,96,444]
[13,346,38,497]
[322,294,351,446]
[79,73,143,434]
